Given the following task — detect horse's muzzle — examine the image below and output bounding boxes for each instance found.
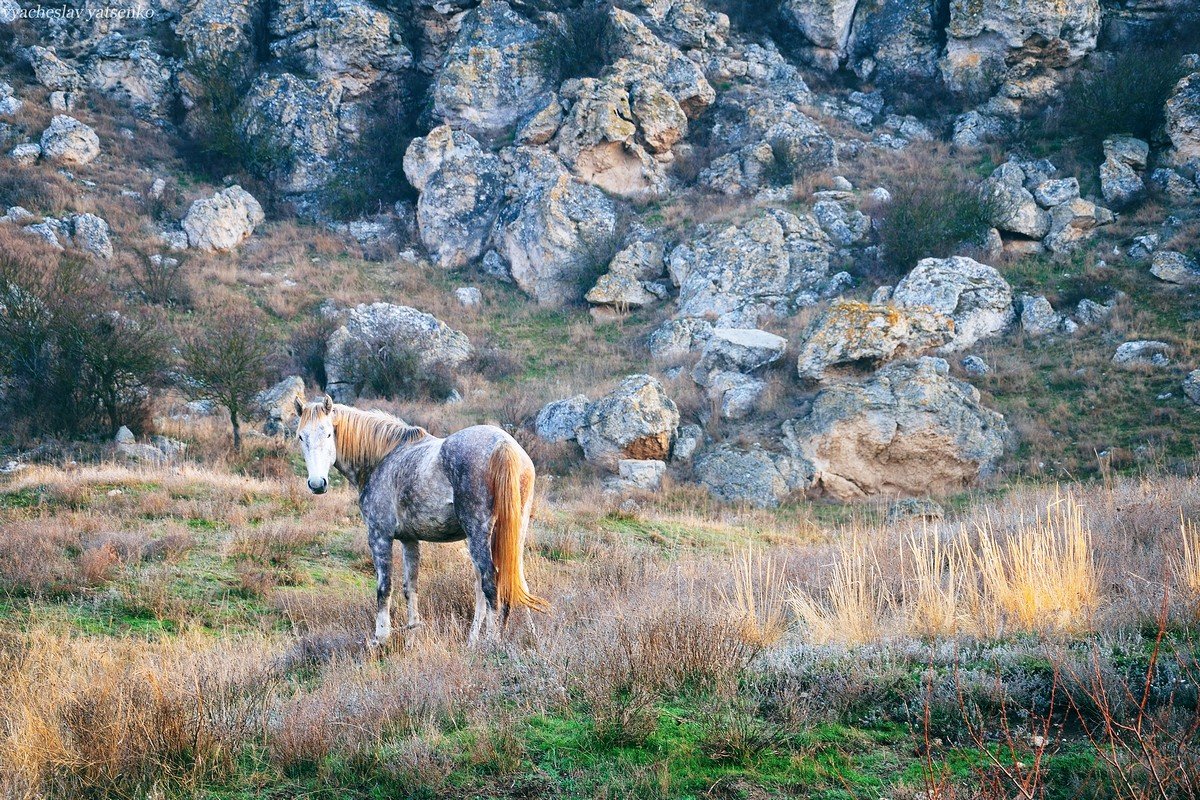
[307,477,328,494]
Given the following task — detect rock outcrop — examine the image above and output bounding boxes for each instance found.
[795,300,953,381]
[433,0,550,146]
[784,357,1008,499]
[403,126,505,270]
[237,73,343,194]
[576,375,678,470]
[496,148,618,305]
[890,256,1014,352]
[324,303,473,402]
[667,208,839,327]
[534,395,590,443]
[40,115,100,165]
[1166,71,1200,164]
[694,443,810,508]
[181,186,265,253]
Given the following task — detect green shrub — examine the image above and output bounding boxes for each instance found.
[0,249,165,441]
[873,165,994,279]
[322,78,428,220]
[1034,16,1200,159]
[338,334,457,402]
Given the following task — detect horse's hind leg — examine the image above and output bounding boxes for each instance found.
[369,526,395,645]
[400,540,423,629]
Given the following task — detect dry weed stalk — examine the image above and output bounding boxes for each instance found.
[720,548,788,646]
[790,532,889,645]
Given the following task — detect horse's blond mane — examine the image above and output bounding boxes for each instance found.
[300,402,428,485]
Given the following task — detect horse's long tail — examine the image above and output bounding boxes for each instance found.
[487,441,548,613]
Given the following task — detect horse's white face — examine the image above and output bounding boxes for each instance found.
[295,396,336,494]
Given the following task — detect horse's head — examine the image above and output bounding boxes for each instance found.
[295,395,336,494]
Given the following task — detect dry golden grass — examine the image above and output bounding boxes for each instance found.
[720,548,788,646]
[790,532,889,646]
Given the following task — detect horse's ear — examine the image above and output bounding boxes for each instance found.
[322,394,333,412]
[293,396,305,417]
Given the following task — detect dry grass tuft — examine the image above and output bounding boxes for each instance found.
[720,548,788,646]
[790,532,889,646]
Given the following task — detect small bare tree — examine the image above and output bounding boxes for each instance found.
[179,305,274,451]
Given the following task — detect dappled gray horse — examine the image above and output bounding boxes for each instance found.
[294,396,547,646]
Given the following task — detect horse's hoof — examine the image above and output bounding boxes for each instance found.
[404,620,425,631]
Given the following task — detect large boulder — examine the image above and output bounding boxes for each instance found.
[1043,197,1114,254]
[891,256,1015,352]
[698,86,836,197]
[70,213,113,260]
[648,317,714,361]
[1166,71,1200,164]
[534,395,590,443]
[784,357,1008,500]
[554,75,672,201]
[981,162,1051,239]
[1112,340,1171,366]
[176,0,264,79]
[40,115,100,166]
[255,376,306,435]
[795,300,953,381]
[605,8,715,118]
[269,0,411,97]
[1150,251,1200,285]
[667,208,838,327]
[324,303,473,402]
[576,375,678,470]
[781,0,858,71]
[845,0,944,84]
[433,0,550,146]
[692,328,788,386]
[181,186,265,253]
[403,126,505,270]
[1100,135,1148,209]
[940,0,1101,104]
[237,73,343,194]
[86,38,173,112]
[694,443,810,508]
[29,46,83,92]
[585,240,667,312]
[495,148,619,306]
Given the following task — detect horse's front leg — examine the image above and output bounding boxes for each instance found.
[369,527,394,645]
[401,540,423,629]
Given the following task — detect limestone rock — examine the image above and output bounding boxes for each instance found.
[181,186,265,253]
[586,240,667,311]
[692,328,788,386]
[40,115,100,166]
[981,162,1050,239]
[255,376,306,435]
[941,0,1101,103]
[706,371,767,420]
[845,0,944,84]
[238,73,343,194]
[1166,72,1200,164]
[891,256,1014,352]
[7,143,40,165]
[577,375,678,470]
[455,287,482,308]
[1019,294,1064,336]
[1032,178,1079,208]
[1044,197,1114,254]
[1184,369,1200,405]
[269,0,411,97]
[614,459,667,491]
[87,37,173,112]
[324,303,473,402]
[433,0,549,146]
[176,0,264,77]
[1150,251,1200,285]
[781,0,858,71]
[1100,135,1148,208]
[403,126,504,270]
[71,213,113,260]
[962,355,990,376]
[648,317,713,361]
[668,208,836,327]
[784,357,1007,499]
[30,46,83,91]
[813,200,869,246]
[534,395,590,443]
[1113,340,1171,366]
[605,8,715,118]
[694,443,809,508]
[496,148,618,306]
[796,300,953,381]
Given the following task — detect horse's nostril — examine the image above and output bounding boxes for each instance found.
[308,478,328,494]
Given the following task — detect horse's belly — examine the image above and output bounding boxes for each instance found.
[396,486,463,542]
